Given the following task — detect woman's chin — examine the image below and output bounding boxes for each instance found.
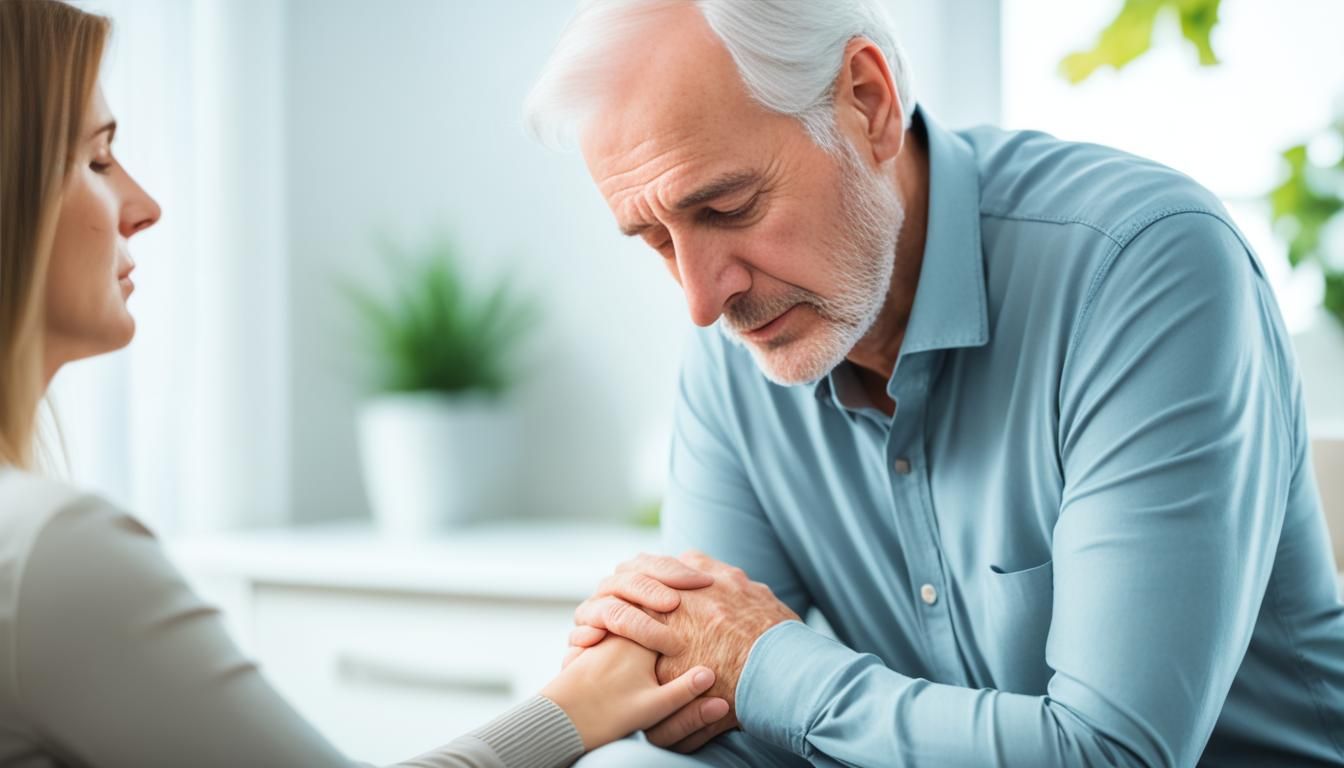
[90,312,137,356]
[112,314,136,349]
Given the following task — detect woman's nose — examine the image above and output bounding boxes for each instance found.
[120,174,161,238]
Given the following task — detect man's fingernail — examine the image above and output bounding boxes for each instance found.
[693,669,714,690]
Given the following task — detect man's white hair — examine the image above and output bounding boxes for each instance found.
[524,0,917,152]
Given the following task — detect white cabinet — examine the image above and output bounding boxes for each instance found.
[167,522,659,765]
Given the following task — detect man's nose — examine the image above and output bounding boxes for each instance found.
[673,233,750,327]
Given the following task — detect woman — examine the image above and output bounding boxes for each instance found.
[0,1,730,765]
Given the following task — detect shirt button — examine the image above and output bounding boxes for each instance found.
[893,458,912,475]
[920,584,938,605]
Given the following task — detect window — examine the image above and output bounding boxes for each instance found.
[1002,0,1344,332]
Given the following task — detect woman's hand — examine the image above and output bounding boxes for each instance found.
[539,636,729,752]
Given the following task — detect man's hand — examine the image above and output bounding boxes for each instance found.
[568,551,799,753]
[569,552,716,657]
[644,552,799,751]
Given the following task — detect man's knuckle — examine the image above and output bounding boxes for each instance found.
[648,577,678,604]
[607,600,643,632]
[671,710,703,739]
[630,573,656,597]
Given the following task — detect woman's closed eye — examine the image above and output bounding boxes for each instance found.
[89,146,115,174]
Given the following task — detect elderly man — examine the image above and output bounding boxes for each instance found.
[526,1,1344,766]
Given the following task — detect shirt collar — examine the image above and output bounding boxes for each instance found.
[814,107,990,406]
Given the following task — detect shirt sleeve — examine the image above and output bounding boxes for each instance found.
[11,496,584,768]
[733,211,1296,767]
[661,328,812,617]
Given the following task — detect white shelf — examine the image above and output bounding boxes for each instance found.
[166,520,663,602]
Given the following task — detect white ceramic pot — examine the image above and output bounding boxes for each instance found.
[357,391,521,535]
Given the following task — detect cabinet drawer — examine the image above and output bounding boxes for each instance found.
[250,585,576,764]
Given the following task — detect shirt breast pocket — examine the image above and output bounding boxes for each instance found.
[980,559,1055,694]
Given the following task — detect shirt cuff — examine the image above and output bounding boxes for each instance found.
[470,695,585,768]
[736,619,862,757]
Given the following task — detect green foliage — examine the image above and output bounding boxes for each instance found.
[1270,125,1344,326]
[345,234,538,397]
[1059,0,1222,84]
[632,498,661,528]
[1326,271,1344,323]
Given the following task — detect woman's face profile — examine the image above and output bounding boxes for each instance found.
[44,85,160,370]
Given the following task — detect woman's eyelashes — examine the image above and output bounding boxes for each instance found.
[89,146,114,174]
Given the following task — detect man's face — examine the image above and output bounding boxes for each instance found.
[579,7,903,385]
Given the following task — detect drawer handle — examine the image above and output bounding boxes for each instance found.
[335,653,515,697]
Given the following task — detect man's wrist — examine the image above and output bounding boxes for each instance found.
[734,619,847,756]
[735,620,803,714]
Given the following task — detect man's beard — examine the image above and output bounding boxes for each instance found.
[719,139,904,386]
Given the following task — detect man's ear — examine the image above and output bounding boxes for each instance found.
[835,38,905,164]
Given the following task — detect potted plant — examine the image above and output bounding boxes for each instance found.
[347,233,537,535]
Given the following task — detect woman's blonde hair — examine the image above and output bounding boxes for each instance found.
[0,0,109,468]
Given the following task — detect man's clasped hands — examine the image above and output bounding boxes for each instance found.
[540,551,800,754]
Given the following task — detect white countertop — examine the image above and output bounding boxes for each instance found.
[166,520,662,602]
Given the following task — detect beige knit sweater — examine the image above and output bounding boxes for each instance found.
[0,469,583,768]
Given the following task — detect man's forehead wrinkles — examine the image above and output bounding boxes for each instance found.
[599,137,696,194]
[600,153,703,232]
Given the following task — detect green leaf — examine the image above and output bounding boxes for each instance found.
[1176,0,1221,66]
[1059,0,1222,84]
[345,231,539,397]
[1325,270,1344,328]
[1268,135,1344,271]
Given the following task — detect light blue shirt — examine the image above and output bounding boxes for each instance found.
[661,110,1344,767]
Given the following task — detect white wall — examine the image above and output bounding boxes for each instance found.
[889,0,1002,129]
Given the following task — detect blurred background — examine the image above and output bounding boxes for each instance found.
[48,0,1344,761]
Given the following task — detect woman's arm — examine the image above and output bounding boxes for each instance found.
[10,495,716,767]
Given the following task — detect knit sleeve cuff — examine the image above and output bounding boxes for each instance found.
[470,695,585,768]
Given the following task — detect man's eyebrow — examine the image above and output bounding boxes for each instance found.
[620,222,653,238]
[673,170,761,210]
[88,120,117,142]
[619,170,763,237]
